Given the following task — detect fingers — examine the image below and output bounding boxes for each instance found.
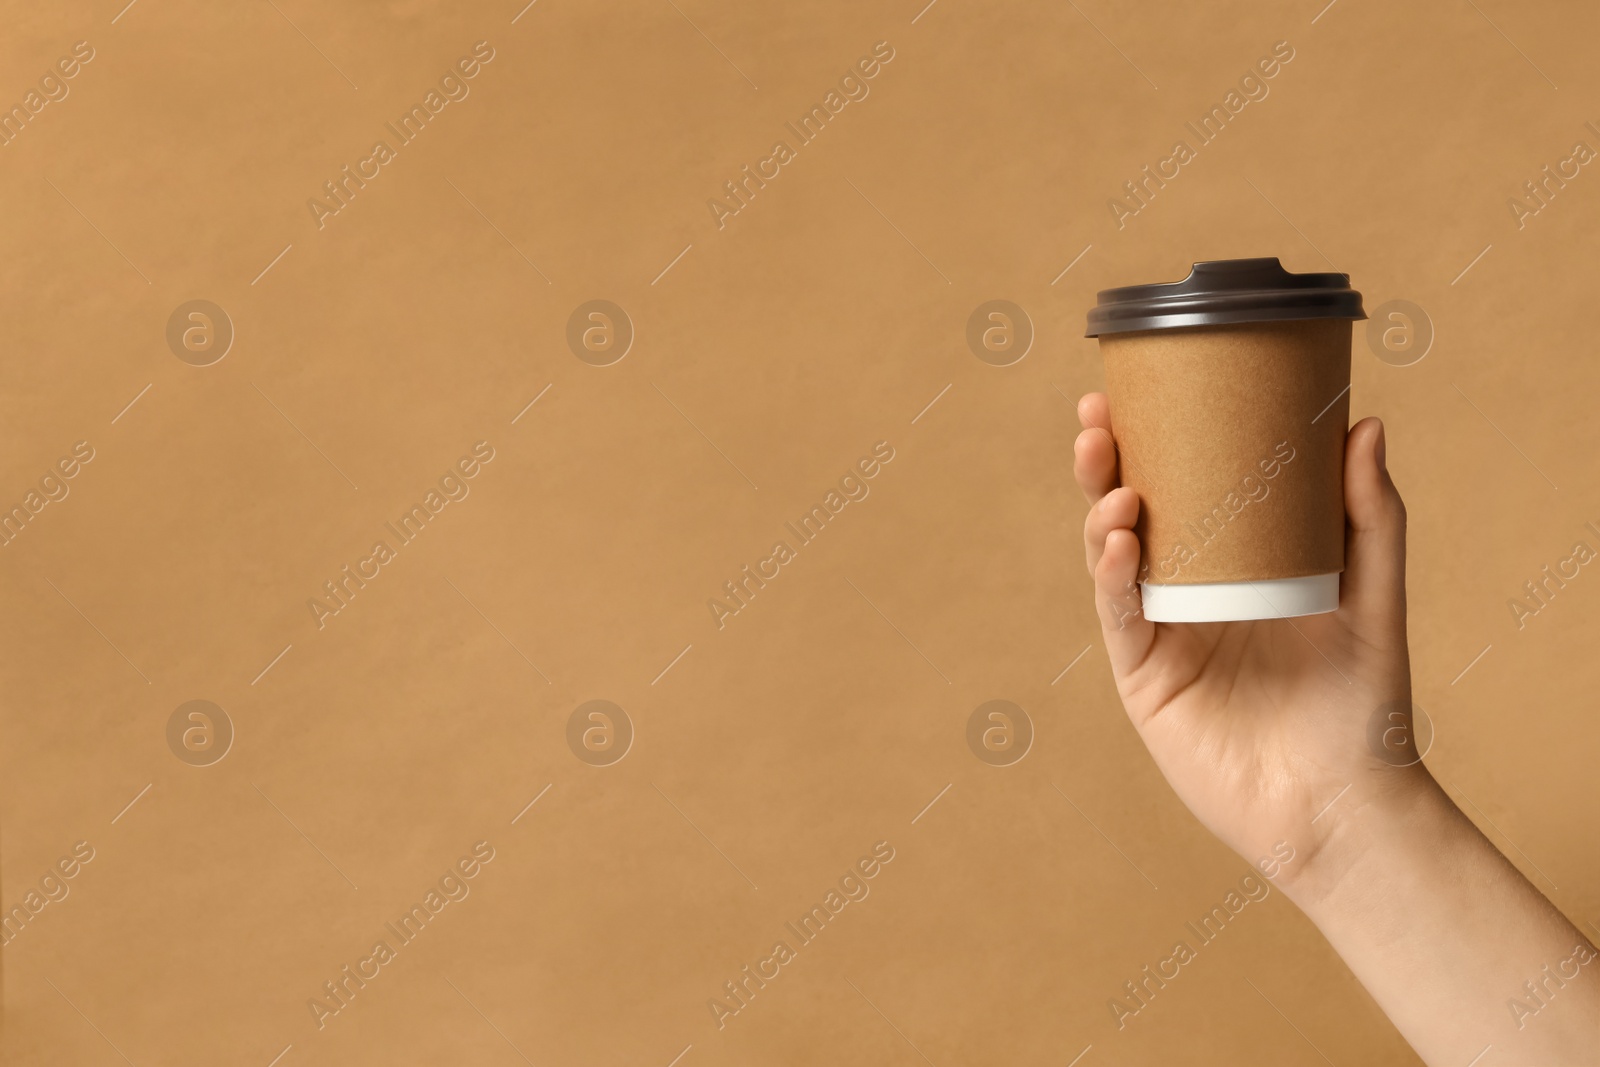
[1084,486,1140,578]
[1074,392,1119,505]
[1079,389,1154,673]
[1076,389,1136,575]
[1077,392,1110,432]
[1074,427,1119,503]
[1095,527,1156,673]
[1340,417,1407,631]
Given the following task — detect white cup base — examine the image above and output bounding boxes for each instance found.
[1140,572,1340,623]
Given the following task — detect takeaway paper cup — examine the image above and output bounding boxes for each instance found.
[1085,258,1366,623]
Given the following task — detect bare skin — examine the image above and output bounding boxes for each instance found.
[1074,392,1598,1064]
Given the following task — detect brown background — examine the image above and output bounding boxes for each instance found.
[2,1,1597,1064]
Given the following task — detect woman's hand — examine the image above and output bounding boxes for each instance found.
[1075,392,1598,1065]
[1073,391,1424,884]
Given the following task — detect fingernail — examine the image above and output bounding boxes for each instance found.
[1376,422,1387,473]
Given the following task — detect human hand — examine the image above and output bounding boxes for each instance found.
[1076,392,1600,1063]
[1073,391,1429,889]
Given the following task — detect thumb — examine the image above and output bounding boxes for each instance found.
[1339,417,1407,631]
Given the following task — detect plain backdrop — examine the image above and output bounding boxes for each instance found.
[1,1,1596,1064]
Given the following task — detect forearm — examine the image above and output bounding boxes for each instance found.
[1281,772,1598,1064]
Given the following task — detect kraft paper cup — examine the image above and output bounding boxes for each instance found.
[1085,259,1366,624]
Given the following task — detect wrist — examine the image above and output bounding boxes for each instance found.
[1274,763,1448,912]
[1262,762,1598,1064]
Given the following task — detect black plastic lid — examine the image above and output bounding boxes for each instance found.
[1084,257,1365,337]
